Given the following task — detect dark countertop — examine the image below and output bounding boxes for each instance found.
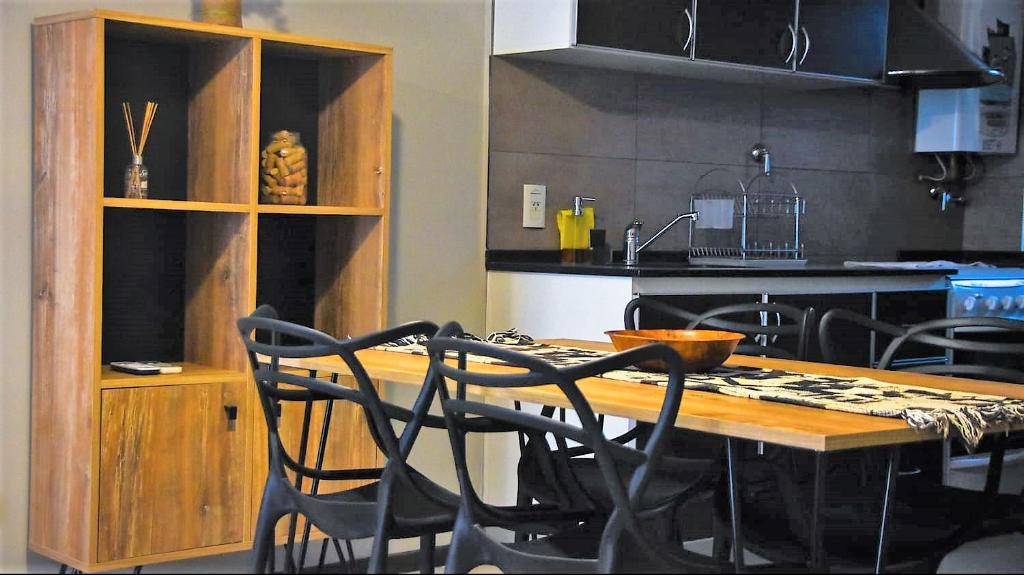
[486,250,954,278]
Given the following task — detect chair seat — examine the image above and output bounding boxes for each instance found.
[309,469,455,536]
[519,452,719,513]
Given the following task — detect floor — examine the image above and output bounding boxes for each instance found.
[27,456,1024,573]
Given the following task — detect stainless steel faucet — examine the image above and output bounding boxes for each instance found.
[623,211,700,266]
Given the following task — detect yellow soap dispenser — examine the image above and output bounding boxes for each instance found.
[556,196,596,263]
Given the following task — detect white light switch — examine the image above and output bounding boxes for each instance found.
[522,184,546,228]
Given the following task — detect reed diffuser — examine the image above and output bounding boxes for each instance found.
[122,101,158,199]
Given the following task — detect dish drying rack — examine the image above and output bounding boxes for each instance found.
[687,167,807,267]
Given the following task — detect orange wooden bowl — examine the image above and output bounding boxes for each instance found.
[604,329,745,372]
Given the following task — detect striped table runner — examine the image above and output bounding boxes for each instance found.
[377,339,1024,450]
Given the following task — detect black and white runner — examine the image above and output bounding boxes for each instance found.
[376,336,1024,450]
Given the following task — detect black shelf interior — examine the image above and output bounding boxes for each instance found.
[257,214,317,341]
[103,34,189,201]
[102,209,188,363]
[259,54,320,206]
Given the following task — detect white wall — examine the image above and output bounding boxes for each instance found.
[0,0,489,571]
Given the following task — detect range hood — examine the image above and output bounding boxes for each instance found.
[887,0,1005,89]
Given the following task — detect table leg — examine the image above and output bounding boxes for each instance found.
[875,446,901,574]
[809,452,827,570]
[726,437,746,573]
[984,433,1007,499]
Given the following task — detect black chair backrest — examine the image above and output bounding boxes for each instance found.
[877,317,1024,384]
[427,321,697,572]
[624,296,816,360]
[236,305,443,495]
[818,307,908,366]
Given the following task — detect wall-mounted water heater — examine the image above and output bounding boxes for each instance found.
[916,0,1023,154]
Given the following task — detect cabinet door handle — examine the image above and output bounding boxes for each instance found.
[784,23,798,64]
[224,404,238,431]
[676,8,695,54]
[799,26,811,65]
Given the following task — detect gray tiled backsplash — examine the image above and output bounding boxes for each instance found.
[488,57,966,258]
[761,89,873,173]
[963,177,1024,251]
[488,151,636,250]
[636,77,762,165]
[489,58,637,159]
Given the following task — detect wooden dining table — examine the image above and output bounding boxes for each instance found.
[276,339,1024,573]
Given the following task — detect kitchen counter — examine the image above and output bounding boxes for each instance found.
[486,250,952,278]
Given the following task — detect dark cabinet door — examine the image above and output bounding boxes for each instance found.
[577,0,696,58]
[769,293,873,364]
[694,0,798,70]
[874,290,950,367]
[796,0,889,79]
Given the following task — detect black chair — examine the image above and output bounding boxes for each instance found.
[237,306,458,574]
[820,309,1024,381]
[877,316,1024,383]
[427,321,726,573]
[624,296,817,555]
[822,310,1024,479]
[725,311,1024,571]
[624,296,817,361]
[818,307,910,367]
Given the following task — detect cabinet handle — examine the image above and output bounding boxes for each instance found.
[675,8,695,54]
[784,23,798,64]
[224,404,238,431]
[799,26,811,65]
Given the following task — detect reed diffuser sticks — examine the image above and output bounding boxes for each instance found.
[122,101,158,198]
[121,101,158,158]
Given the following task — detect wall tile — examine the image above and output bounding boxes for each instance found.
[636,76,762,166]
[766,169,878,259]
[762,88,872,172]
[759,169,964,260]
[487,151,636,250]
[634,161,757,252]
[869,88,931,177]
[963,177,1024,250]
[489,58,637,158]
[873,173,965,255]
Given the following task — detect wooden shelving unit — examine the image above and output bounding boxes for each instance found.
[32,11,391,572]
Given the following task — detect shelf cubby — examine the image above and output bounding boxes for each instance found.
[102,208,250,372]
[104,20,254,204]
[260,41,388,210]
[256,213,385,339]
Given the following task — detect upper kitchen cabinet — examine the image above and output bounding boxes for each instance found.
[795,0,889,80]
[694,0,798,71]
[493,0,889,88]
[576,0,696,59]
[695,0,888,80]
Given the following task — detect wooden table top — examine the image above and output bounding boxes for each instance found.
[276,339,1024,453]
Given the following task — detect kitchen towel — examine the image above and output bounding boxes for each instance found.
[693,198,734,229]
[376,338,1024,451]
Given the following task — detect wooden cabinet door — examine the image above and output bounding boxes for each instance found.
[98,381,246,562]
